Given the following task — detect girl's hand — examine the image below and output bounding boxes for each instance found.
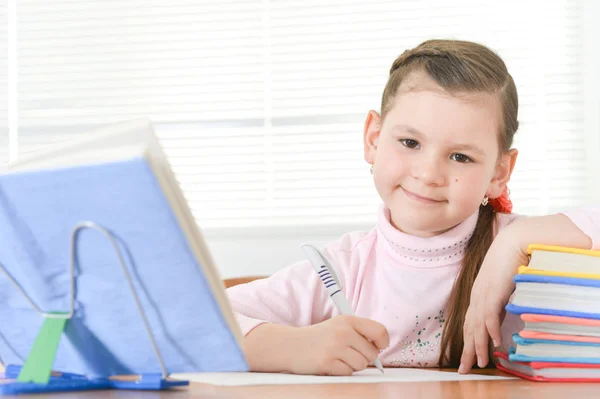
[245,315,389,375]
[459,230,528,374]
[291,315,389,375]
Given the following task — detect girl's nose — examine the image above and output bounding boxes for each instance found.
[412,156,446,186]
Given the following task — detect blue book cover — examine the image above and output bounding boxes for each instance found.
[509,335,600,364]
[514,273,600,288]
[507,273,600,319]
[0,121,248,378]
[506,304,600,320]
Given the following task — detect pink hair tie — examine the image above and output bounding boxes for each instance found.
[489,186,512,213]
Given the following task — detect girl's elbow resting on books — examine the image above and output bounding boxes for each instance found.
[507,214,593,252]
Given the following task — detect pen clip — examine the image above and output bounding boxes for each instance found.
[301,244,343,291]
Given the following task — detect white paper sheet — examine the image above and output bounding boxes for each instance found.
[171,368,516,386]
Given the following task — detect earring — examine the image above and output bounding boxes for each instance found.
[481,196,489,206]
[370,164,374,175]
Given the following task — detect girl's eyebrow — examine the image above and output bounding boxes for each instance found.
[392,124,486,156]
[452,143,486,156]
[392,124,423,137]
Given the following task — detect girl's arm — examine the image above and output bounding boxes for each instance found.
[226,241,389,375]
[459,208,600,373]
[227,257,335,335]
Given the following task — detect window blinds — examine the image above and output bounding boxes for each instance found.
[0,3,7,165]
[11,0,590,229]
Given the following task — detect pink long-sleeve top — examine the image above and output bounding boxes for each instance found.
[226,206,600,367]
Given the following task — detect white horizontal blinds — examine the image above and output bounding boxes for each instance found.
[17,0,264,126]
[17,0,268,227]
[543,2,588,214]
[158,124,272,226]
[0,3,7,166]
[16,0,586,228]
[506,0,586,214]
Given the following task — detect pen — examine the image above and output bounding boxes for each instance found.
[301,244,384,374]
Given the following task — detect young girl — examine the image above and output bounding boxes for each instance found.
[226,39,600,376]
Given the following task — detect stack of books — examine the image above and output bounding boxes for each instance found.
[495,244,600,382]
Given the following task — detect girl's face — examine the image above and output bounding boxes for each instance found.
[364,72,517,237]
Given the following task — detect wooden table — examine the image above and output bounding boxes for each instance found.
[8,369,600,399]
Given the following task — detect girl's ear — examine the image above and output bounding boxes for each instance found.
[363,110,382,164]
[488,149,518,198]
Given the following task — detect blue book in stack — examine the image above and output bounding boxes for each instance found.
[0,118,248,394]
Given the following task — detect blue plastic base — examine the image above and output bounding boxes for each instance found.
[0,379,111,395]
[0,365,189,395]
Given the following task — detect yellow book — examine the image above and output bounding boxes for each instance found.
[527,244,600,257]
[518,265,600,280]
[519,244,600,279]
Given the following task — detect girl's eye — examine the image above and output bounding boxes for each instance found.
[400,139,420,149]
[450,153,473,163]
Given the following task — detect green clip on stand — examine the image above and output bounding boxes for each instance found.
[16,314,68,384]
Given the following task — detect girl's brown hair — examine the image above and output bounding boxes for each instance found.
[379,39,519,367]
